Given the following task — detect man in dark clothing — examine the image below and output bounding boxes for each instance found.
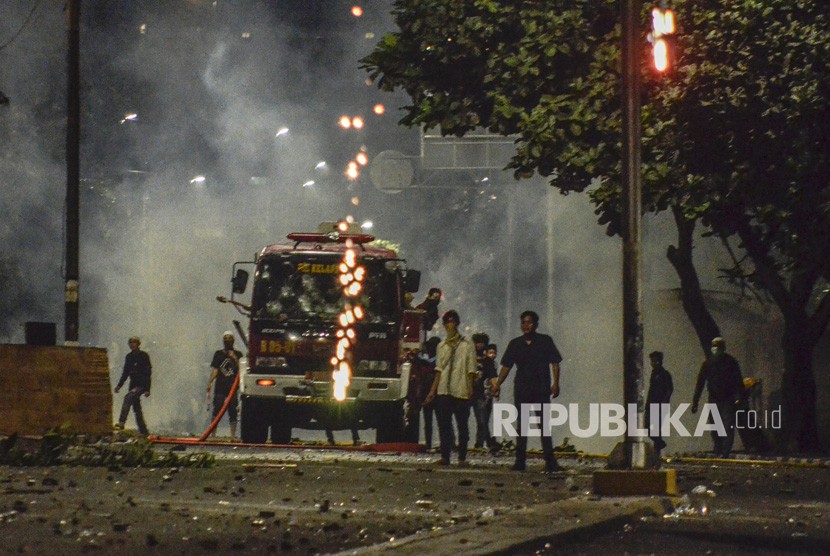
[646,350,673,457]
[492,311,564,473]
[114,336,152,435]
[471,333,498,452]
[416,287,442,332]
[692,337,744,458]
[206,331,244,441]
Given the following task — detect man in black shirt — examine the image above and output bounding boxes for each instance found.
[492,311,564,473]
[114,336,152,435]
[692,337,744,458]
[207,331,243,441]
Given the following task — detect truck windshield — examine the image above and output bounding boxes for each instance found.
[251,254,399,323]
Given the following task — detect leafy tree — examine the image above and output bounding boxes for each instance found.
[362,0,830,452]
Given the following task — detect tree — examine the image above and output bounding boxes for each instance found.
[362,0,830,452]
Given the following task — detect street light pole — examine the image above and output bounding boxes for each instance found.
[620,0,646,469]
[64,0,81,345]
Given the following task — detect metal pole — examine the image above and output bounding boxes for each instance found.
[621,0,646,468]
[546,188,555,334]
[505,185,515,340]
[64,0,81,345]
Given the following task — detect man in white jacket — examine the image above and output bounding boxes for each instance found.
[424,310,478,466]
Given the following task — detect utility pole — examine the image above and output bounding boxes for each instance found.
[620,0,646,469]
[594,1,676,495]
[65,0,81,345]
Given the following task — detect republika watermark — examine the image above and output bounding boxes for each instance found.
[492,403,781,438]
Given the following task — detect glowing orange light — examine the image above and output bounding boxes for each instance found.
[332,227,368,402]
[654,38,669,72]
[355,152,369,166]
[351,117,364,129]
[351,197,360,206]
[339,115,352,129]
[373,104,385,115]
[351,6,363,17]
[346,162,359,180]
[651,7,676,73]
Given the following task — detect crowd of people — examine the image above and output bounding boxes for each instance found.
[113,287,754,464]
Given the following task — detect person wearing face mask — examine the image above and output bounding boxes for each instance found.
[206,331,244,441]
[692,337,745,458]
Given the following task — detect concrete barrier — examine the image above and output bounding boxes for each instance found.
[0,345,111,436]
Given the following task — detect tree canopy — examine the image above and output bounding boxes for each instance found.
[363,0,830,451]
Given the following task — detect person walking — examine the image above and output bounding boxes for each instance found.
[424,310,477,466]
[114,336,152,435]
[492,311,564,473]
[206,331,243,441]
[646,350,673,458]
[692,337,744,458]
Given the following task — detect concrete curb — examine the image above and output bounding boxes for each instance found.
[670,452,830,468]
[337,496,672,555]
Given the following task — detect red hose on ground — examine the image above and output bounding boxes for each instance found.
[197,372,240,442]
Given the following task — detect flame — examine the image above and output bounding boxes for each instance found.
[332,232,368,401]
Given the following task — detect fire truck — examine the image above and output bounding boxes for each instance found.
[227,223,423,444]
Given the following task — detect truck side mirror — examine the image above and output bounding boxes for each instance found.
[232,269,249,294]
[404,269,421,293]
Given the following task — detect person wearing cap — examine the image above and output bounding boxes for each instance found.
[207,331,244,441]
[692,337,744,458]
[424,310,478,466]
[646,350,673,458]
[114,336,152,435]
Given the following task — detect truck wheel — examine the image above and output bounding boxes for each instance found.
[240,398,268,444]
[270,419,291,445]
[375,402,405,443]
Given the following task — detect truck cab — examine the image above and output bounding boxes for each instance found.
[230,224,422,444]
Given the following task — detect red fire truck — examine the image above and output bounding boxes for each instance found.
[227,223,423,444]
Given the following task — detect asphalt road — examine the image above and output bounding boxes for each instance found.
[1,442,828,555]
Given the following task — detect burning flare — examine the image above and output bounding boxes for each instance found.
[332,231,367,401]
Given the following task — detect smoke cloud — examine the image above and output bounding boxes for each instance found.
[1,1,824,451]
